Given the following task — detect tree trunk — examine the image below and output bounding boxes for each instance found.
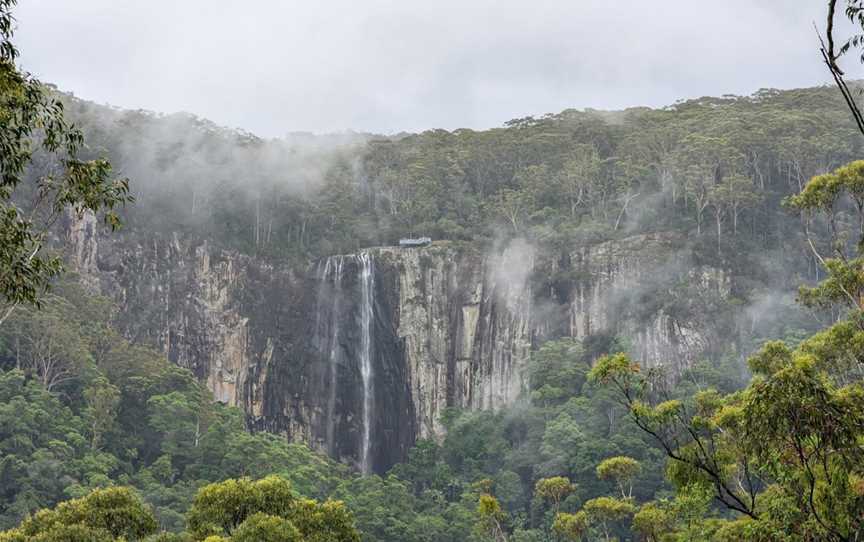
[254,198,261,247]
[716,209,723,253]
[614,193,639,231]
[732,204,739,235]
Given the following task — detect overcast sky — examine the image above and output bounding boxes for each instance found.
[12,1,864,137]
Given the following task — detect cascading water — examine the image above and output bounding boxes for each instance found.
[357,251,375,474]
[315,256,344,456]
[314,252,375,474]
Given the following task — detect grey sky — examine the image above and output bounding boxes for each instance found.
[13,1,863,137]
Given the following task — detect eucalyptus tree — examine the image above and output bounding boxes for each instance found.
[672,134,740,236]
[0,0,131,325]
[589,161,864,540]
[822,0,864,134]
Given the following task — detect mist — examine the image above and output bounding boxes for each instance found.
[6,2,864,538]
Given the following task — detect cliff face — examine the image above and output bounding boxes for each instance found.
[374,241,536,440]
[66,217,727,473]
[254,242,537,473]
[64,213,306,414]
[565,233,730,374]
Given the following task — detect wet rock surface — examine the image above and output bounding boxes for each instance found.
[66,218,727,473]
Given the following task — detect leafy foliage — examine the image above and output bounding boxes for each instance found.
[584,160,864,540]
[0,282,351,535]
[0,487,157,541]
[0,0,130,319]
[4,1,864,538]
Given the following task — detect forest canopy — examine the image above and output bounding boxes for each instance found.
[4,0,864,540]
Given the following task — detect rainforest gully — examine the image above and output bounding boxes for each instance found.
[6,1,864,541]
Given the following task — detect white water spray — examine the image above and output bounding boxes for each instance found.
[316,256,345,456]
[315,252,375,474]
[358,251,375,474]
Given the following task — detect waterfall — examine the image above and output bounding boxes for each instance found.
[315,256,345,456]
[314,252,375,474]
[357,251,375,474]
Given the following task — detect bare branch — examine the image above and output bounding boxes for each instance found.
[817,8,864,135]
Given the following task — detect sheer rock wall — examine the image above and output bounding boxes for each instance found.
[65,219,726,472]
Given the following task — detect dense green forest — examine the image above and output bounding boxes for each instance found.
[65,82,860,268]
[0,85,856,540]
[5,0,864,539]
[0,277,750,540]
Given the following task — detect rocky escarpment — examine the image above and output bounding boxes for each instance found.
[63,211,303,412]
[260,242,537,472]
[564,233,730,374]
[65,216,729,473]
[373,241,536,440]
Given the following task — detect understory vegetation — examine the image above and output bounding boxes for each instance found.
[0,280,742,540]
[4,74,864,542]
[5,0,864,539]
